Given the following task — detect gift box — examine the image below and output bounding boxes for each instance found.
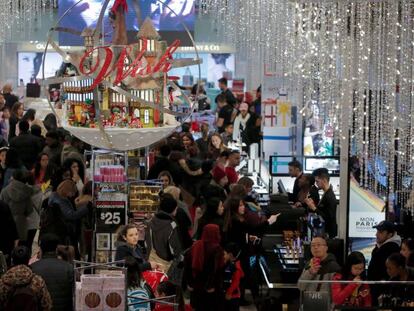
[102,275,125,311]
[263,126,295,160]
[263,100,277,127]
[81,275,104,311]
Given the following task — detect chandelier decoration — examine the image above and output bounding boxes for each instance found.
[201,0,414,210]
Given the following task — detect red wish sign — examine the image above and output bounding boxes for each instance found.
[79,38,181,89]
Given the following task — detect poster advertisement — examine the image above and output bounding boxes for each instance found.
[207,53,235,87]
[18,52,63,85]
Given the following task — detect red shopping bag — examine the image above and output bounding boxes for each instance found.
[142,270,169,292]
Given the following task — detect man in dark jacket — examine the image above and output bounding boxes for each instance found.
[147,144,171,180]
[287,160,303,203]
[305,169,337,238]
[0,201,18,264]
[9,120,42,170]
[367,220,402,302]
[146,194,183,270]
[31,234,74,311]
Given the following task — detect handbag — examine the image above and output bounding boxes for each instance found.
[166,248,189,287]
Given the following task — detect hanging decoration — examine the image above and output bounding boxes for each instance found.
[201,0,414,212]
[42,0,201,151]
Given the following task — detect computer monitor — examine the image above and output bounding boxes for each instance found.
[269,155,294,176]
[304,156,340,176]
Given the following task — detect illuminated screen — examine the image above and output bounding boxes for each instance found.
[18,52,63,85]
[304,157,340,174]
[58,0,196,46]
[269,156,294,176]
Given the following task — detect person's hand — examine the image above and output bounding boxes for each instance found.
[268,213,281,225]
[72,173,80,183]
[150,261,162,271]
[249,235,259,242]
[360,288,369,297]
[304,198,316,211]
[225,293,232,300]
[206,288,215,293]
[309,258,321,275]
[187,286,194,292]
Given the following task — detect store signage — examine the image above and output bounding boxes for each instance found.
[348,212,385,238]
[96,201,126,231]
[302,291,330,311]
[79,39,181,89]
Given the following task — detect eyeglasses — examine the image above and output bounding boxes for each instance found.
[311,243,327,248]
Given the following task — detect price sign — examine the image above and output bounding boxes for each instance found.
[96,201,126,231]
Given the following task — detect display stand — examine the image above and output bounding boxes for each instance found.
[129,180,162,222]
[91,149,129,263]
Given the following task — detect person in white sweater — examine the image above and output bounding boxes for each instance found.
[232,102,250,142]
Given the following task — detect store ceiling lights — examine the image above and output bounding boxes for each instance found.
[202,0,414,209]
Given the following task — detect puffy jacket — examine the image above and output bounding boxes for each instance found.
[0,264,52,310]
[331,273,372,307]
[31,254,73,311]
[0,180,39,240]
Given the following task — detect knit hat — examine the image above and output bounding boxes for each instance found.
[212,165,227,183]
[159,194,178,214]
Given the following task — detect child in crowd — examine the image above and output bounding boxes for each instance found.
[126,256,153,311]
[223,243,244,311]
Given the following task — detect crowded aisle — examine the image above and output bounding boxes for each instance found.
[0,0,414,310]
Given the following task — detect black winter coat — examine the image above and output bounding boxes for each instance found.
[315,186,337,238]
[114,242,152,272]
[0,200,18,257]
[31,254,74,311]
[9,132,43,169]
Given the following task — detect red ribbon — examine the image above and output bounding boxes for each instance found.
[111,0,128,13]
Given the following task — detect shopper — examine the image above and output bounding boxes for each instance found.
[8,102,24,141]
[0,147,7,188]
[223,197,279,303]
[62,158,85,195]
[48,179,90,253]
[2,148,27,188]
[400,238,414,268]
[158,171,174,189]
[0,169,39,247]
[208,133,227,160]
[2,84,18,110]
[382,253,414,307]
[115,224,157,272]
[221,124,234,146]
[0,246,52,310]
[304,169,338,238]
[287,160,303,202]
[0,200,18,264]
[21,108,47,137]
[146,194,183,273]
[223,242,244,311]
[31,124,46,149]
[148,145,172,180]
[232,103,250,142]
[216,94,235,133]
[31,234,74,311]
[43,130,63,167]
[0,107,10,142]
[225,150,241,185]
[215,77,236,107]
[195,123,210,159]
[367,220,401,303]
[250,86,261,116]
[293,174,320,208]
[195,197,225,240]
[186,224,224,311]
[331,251,372,307]
[32,153,55,186]
[298,236,341,294]
[9,120,43,170]
[207,165,228,201]
[126,256,153,311]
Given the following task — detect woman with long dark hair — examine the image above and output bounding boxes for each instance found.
[9,102,24,140]
[185,224,224,310]
[331,251,372,307]
[32,153,55,185]
[62,157,85,194]
[400,238,414,268]
[195,197,224,240]
[3,147,26,188]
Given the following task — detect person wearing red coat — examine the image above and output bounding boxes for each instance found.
[331,251,372,307]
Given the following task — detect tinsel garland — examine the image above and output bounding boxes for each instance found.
[200,0,414,213]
